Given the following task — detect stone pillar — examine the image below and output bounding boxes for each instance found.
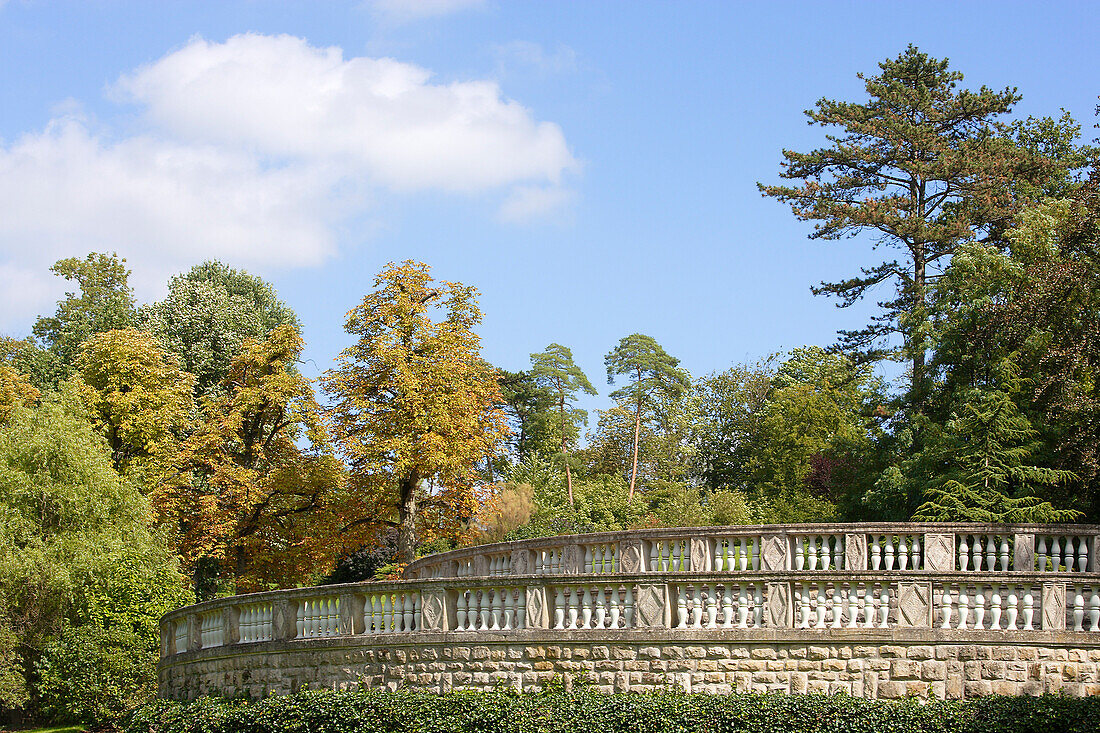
[895,582,932,628]
[619,539,644,574]
[338,592,360,635]
[760,534,789,571]
[1090,534,1100,573]
[765,582,792,628]
[273,598,296,641]
[510,547,532,575]
[923,533,956,572]
[844,533,867,571]
[187,613,201,652]
[224,605,240,645]
[473,554,490,577]
[420,588,447,631]
[690,537,710,572]
[160,620,172,657]
[1041,582,1067,631]
[562,544,584,575]
[634,584,668,628]
[1013,533,1036,572]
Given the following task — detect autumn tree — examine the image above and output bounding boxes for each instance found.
[604,334,691,501]
[144,261,300,399]
[0,365,38,426]
[759,45,1086,407]
[529,343,597,505]
[69,329,195,481]
[33,253,138,382]
[156,325,342,594]
[324,261,510,564]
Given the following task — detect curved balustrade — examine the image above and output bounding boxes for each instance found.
[161,523,1100,660]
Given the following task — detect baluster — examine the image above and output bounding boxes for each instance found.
[794,537,805,570]
[958,537,969,571]
[999,537,1010,571]
[989,585,1002,630]
[877,585,889,628]
[831,586,843,629]
[1053,536,1065,571]
[1006,587,1019,630]
[847,585,859,629]
[404,593,415,632]
[862,585,875,629]
[798,584,810,628]
[413,594,421,631]
[940,587,952,629]
[808,537,819,571]
[910,536,921,569]
[676,587,688,629]
[579,587,592,630]
[714,541,724,572]
[552,589,565,630]
[737,539,747,571]
[815,585,827,629]
[973,586,985,630]
[985,537,997,574]
[897,536,909,570]
[691,585,703,628]
[567,589,580,630]
[535,551,544,575]
[455,591,468,631]
[871,536,882,570]
[648,543,658,572]
[1037,536,1048,571]
[822,537,833,571]
[593,587,607,629]
[971,536,982,572]
[705,587,718,629]
[624,586,635,628]
[957,586,969,630]
[1089,589,1100,632]
[1073,586,1085,631]
[1078,537,1089,573]
[884,536,895,571]
[1022,589,1035,631]
[606,587,619,629]
[720,586,733,629]
[751,538,761,571]
[501,589,513,631]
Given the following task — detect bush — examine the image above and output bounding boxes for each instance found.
[125,688,1100,733]
[37,623,156,728]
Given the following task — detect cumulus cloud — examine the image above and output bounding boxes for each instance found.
[0,33,578,331]
[365,0,485,25]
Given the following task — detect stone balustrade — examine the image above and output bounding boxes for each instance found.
[160,523,1100,701]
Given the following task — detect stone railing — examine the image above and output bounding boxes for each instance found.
[160,523,1100,700]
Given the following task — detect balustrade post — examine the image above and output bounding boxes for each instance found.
[923,532,956,572]
[894,582,932,628]
[186,613,202,652]
[1090,534,1100,573]
[419,587,447,631]
[844,533,867,571]
[160,620,172,656]
[272,599,296,641]
[473,555,490,577]
[337,593,360,635]
[630,584,669,627]
[510,548,532,575]
[765,582,793,628]
[224,605,240,645]
[562,545,584,574]
[1013,533,1036,571]
[1041,582,1067,631]
[525,586,549,629]
[760,534,789,571]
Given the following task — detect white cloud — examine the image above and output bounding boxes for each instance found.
[0,33,578,331]
[494,41,578,76]
[114,34,577,192]
[366,0,485,24]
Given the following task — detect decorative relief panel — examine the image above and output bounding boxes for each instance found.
[1013,533,1036,572]
[421,591,446,632]
[896,582,931,628]
[525,587,548,629]
[923,533,955,572]
[635,584,666,627]
[510,549,531,576]
[338,593,356,635]
[765,582,791,628]
[844,533,867,571]
[1042,582,1066,631]
[473,555,489,577]
[619,541,643,574]
[690,538,709,572]
[761,536,788,571]
[562,545,583,575]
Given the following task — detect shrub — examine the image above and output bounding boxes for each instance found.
[124,688,1100,733]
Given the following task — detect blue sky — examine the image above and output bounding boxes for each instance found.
[1,0,1098,421]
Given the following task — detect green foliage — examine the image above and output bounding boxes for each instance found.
[36,623,155,728]
[497,369,556,463]
[33,253,138,383]
[143,261,300,399]
[124,689,1100,733]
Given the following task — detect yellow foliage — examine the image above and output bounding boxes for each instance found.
[0,365,39,425]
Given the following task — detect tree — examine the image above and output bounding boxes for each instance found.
[759,46,1085,407]
[323,261,510,564]
[33,253,138,382]
[604,334,691,501]
[143,261,300,399]
[529,343,597,505]
[0,365,38,426]
[156,325,343,593]
[69,329,195,481]
[497,368,556,464]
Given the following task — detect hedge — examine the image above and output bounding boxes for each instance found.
[125,688,1100,733]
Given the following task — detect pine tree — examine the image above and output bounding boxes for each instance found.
[529,343,597,506]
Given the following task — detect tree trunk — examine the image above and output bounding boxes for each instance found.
[396,472,420,565]
[628,392,642,502]
[560,391,574,506]
[912,251,927,408]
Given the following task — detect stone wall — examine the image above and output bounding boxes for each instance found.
[160,629,1100,701]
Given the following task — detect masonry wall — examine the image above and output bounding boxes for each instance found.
[159,629,1100,701]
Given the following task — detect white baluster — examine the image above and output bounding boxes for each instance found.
[720,586,732,629]
[751,538,760,571]
[580,587,593,630]
[848,585,860,629]
[1073,587,1085,632]
[607,587,621,629]
[985,537,997,574]
[501,589,514,631]
[884,536,895,571]
[1022,589,1035,630]
[566,589,579,630]
[940,587,952,629]
[832,586,843,628]
[1078,538,1089,573]
[799,584,811,628]
[878,585,889,628]
[815,585,827,629]
[624,586,635,628]
[911,536,921,570]
[404,593,415,632]
[973,586,985,630]
[1037,536,1048,571]
[999,537,1010,571]
[989,585,1002,630]
[958,537,969,571]
[897,537,909,571]
[552,589,565,630]
[871,536,882,570]
[1089,589,1100,633]
[971,536,982,572]
[794,537,805,570]
[676,587,688,629]
[691,585,703,628]
[1006,587,1019,630]
[957,587,969,630]
[705,587,718,629]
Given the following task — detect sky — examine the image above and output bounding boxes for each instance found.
[1,0,1098,421]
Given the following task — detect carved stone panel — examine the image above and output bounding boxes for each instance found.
[1091,536,1100,573]
[634,584,667,628]
[896,582,931,628]
[338,593,358,635]
[272,600,295,641]
[923,533,956,572]
[224,606,240,645]
[1013,533,1036,572]
[473,555,490,577]
[562,545,583,575]
[187,613,202,652]
[421,590,447,632]
[619,540,643,574]
[690,537,709,572]
[1042,582,1067,631]
[525,587,549,629]
[765,582,791,628]
[761,535,788,571]
[510,549,531,576]
[844,533,867,571]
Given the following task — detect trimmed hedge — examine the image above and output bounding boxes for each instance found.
[125,689,1100,733]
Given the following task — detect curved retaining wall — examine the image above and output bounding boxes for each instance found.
[160,523,1100,700]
